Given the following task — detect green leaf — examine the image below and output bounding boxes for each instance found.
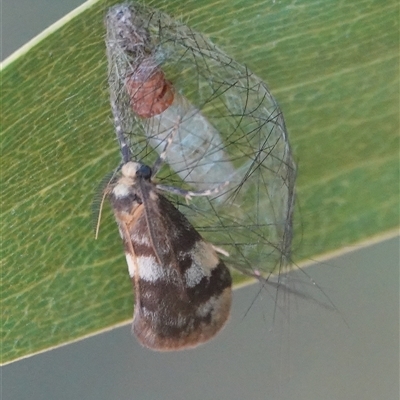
[1,0,398,364]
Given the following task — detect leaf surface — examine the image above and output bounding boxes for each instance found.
[1,0,398,363]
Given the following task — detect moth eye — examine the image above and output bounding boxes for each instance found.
[136,164,152,180]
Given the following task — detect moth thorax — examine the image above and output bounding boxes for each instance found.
[112,179,133,199]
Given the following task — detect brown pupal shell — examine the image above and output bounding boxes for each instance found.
[125,68,174,118]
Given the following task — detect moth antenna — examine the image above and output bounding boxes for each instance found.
[95,191,108,240]
[93,165,123,239]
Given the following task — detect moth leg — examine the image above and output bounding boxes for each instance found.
[156,181,229,203]
[212,245,230,257]
[152,117,181,176]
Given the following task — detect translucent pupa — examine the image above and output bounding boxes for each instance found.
[105,3,296,279]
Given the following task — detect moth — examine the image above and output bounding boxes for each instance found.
[102,3,301,351]
[102,99,232,350]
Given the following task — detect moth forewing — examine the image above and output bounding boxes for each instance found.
[109,161,232,351]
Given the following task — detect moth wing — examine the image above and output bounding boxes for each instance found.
[128,182,232,351]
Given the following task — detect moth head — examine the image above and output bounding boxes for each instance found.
[121,161,141,178]
[110,163,144,214]
[112,162,143,199]
[121,162,152,181]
